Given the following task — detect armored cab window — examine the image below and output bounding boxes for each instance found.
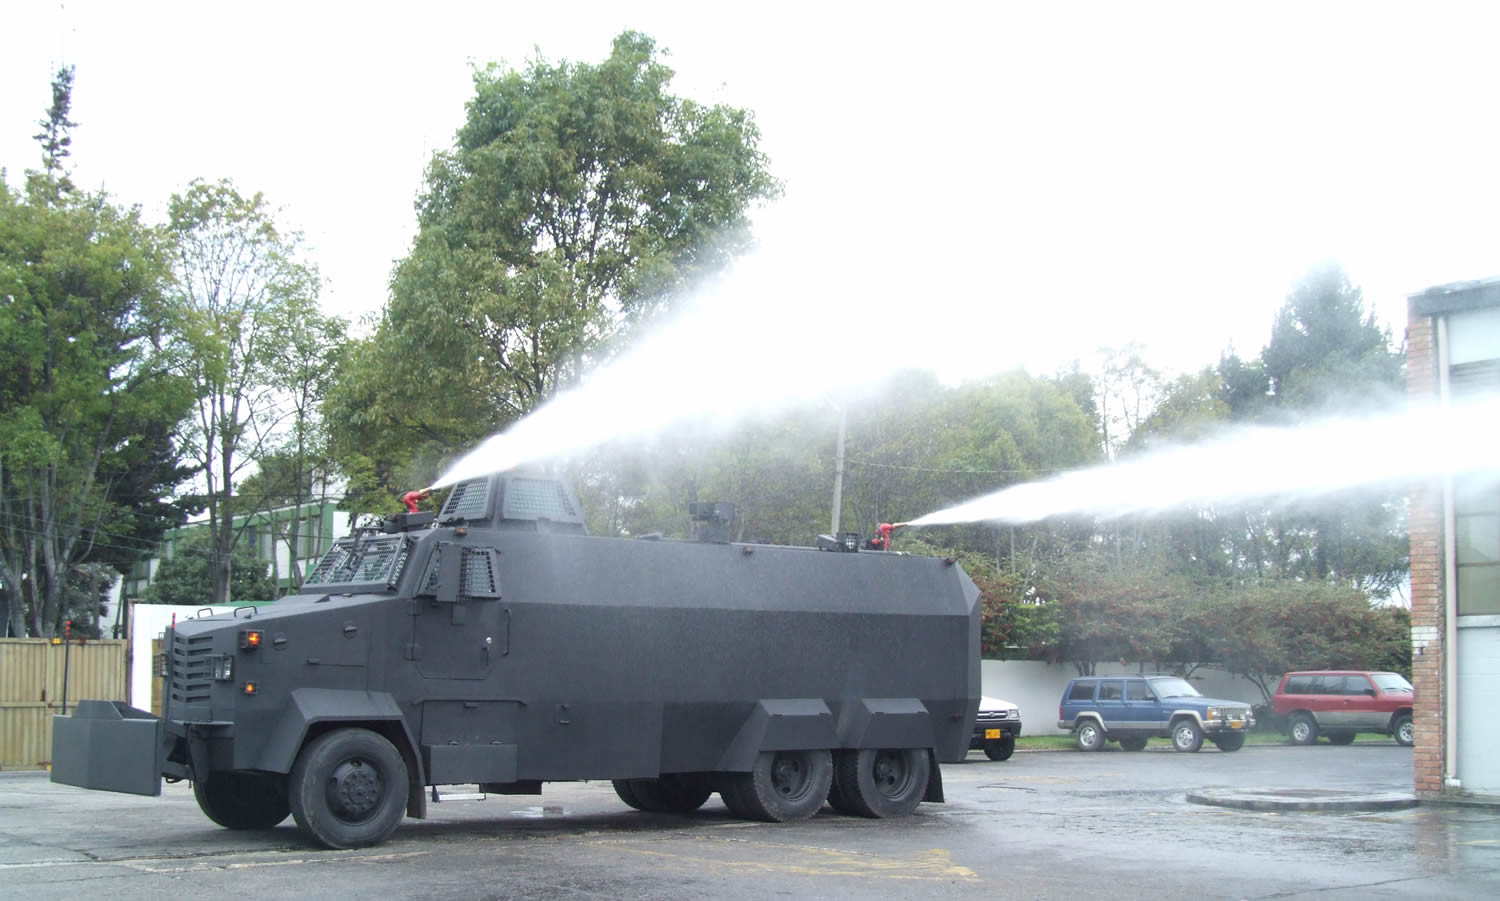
[419,543,502,601]
[304,536,412,587]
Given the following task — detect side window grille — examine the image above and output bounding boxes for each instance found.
[461,548,501,598]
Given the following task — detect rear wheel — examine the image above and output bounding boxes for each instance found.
[1289,714,1319,746]
[721,750,831,822]
[1393,714,1415,747]
[1211,733,1246,752]
[830,748,930,818]
[289,728,408,849]
[983,736,1015,761]
[1171,719,1204,753]
[1075,720,1105,752]
[1119,737,1148,752]
[193,771,290,829]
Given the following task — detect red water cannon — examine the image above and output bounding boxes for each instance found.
[868,521,910,551]
[402,488,433,513]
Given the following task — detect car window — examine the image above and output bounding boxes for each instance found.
[1146,676,1200,698]
[1342,675,1373,695]
[1067,681,1097,702]
[1309,676,1340,694]
[1284,675,1313,694]
[1125,681,1152,701]
[1098,680,1124,701]
[1371,673,1413,692]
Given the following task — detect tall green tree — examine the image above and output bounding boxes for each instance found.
[168,179,322,604]
[1,70,193,637]
[325,31,781,504]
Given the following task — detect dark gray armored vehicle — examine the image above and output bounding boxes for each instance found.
[52,473,981,848]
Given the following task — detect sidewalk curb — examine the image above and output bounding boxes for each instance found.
[1187,788,1418,812]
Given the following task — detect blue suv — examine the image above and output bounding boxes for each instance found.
[1057,674,1255,752]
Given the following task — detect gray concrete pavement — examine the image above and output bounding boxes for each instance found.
[2,743,1497,899]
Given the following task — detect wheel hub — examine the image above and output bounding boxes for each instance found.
[326,759,382,822]
[772,754,807,797]
[872,751,910,796]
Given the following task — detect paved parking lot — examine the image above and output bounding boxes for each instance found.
[2,743,1497,899]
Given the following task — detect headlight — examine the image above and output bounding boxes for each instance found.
[211,654,233,681]
[1205,707,1220,721]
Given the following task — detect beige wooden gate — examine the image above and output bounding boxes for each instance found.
[0,638,127,770]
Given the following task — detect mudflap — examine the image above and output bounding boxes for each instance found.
[923,750,944,803]
[51,700,163,797]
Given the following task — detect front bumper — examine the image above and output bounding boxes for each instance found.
[1203,713,1256,734]
[970,720,1023,749]
[51,701,164,796]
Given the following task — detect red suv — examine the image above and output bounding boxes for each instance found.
[1272,671,1414,747]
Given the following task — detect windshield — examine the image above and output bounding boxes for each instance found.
[304,536,411,587]
[1146,677,1201,699]
[1371,673,1413,692]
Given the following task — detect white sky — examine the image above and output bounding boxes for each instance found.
[5,0,1500,380]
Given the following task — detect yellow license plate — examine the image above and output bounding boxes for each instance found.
[1229,721,1243,729]
[985,728,1003,739]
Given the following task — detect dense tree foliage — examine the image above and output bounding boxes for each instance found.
[140,532,276,606]
[1,70,195,636]
[325,31,781,512]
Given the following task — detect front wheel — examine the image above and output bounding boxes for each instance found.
[193,771,290,829]
[983,736,1015,761]
[1289,714,1319,746]
[1075,720,1105,752]
[289,728,408,849]
[1211,733,1246,752]
[1171,719,1204,753]
[1393,714,1414,746]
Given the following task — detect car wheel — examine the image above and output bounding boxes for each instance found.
[1075,720,1105,752]
[193,771,290,829]
[1211,733,1246,752]
[721,749,831,822]
[1327,732,1356,746]
[289,728,408,849]
[1171,719,1204,753]
[1119,737,1148,752]
[1394,714,1415,747]
[983,736,1015,761]
[1289,714,1319,746]
[830,748,930,818]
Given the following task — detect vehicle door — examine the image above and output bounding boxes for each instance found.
[1344,674,1384,730]
[1125,679,1168,734]
[1312,675,1353,728]
[1095,679,1127,733]
[410,541,509,681]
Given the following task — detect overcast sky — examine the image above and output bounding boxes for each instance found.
[6,0,1500,380]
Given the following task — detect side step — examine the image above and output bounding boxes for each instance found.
[430,785,487,803]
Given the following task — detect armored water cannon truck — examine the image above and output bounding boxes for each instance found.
[51,472,981,849]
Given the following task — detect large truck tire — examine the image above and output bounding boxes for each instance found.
[192,771,290,830]
[613,774,713,813]
[289,728,408,849]
[831,748,929,818]
[720,749,831,822]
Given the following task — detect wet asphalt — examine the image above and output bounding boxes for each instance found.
[1,741,1496,899]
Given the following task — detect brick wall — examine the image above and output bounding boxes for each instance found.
[1406,310,1445,795]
